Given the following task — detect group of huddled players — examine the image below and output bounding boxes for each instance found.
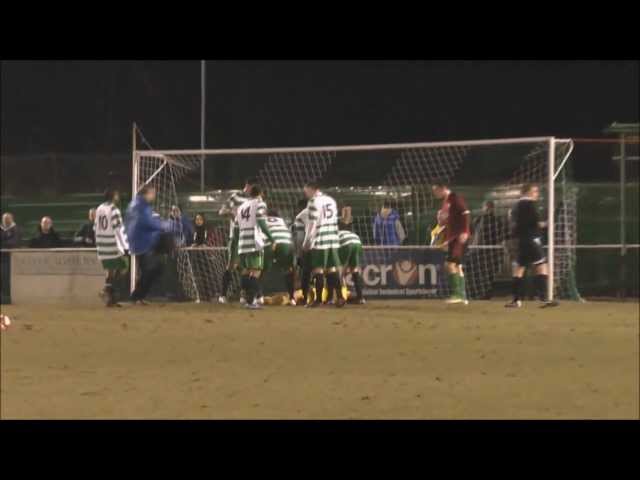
[217,178,365,309]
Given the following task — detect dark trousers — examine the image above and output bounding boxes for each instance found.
[131,250,164,301]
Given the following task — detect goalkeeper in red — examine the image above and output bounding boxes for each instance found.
[432,181,471,304]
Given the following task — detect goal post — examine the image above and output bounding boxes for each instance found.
[548,137,555,302]
[131,136,578,302]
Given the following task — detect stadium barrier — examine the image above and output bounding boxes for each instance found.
[1,248,111,305]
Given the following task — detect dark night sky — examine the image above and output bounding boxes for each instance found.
[1,60,638,155]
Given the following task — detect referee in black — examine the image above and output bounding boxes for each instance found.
[506,183,559,308]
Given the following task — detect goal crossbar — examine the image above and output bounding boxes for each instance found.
[136,136,564,157]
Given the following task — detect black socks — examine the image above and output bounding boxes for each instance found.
[312,273,324,304]
[326,271,342,301]
[512,274,547,302]
[512,277,524,302]
[285,271,295,301]
[241,275,260,304]
[222,270,232,297]
[534,274,548,301]
[352,271,364,300]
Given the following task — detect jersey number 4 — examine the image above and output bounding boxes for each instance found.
[240,207,251,221]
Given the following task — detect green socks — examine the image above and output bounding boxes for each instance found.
[448,273,460,298]
[448,272,467,299]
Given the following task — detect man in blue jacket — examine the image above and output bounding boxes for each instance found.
[125,185,172,304]
[373,201,406,246]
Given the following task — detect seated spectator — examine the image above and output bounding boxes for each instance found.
[29,216,62,248]
[1,212,21,248]
[338,205,353,231]
[192,213,210,246]
[169,205,194,247]
[73,208,96,247]
[373,201,406,246]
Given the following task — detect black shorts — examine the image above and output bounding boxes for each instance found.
[517,237,546,267]
[446,239,467,265]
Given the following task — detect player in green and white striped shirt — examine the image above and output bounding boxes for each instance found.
[95,188,129,307]
[263,209,296,305]
[231,185,275,309]
[338,230,365,304]
[303,181,344,308]
[217,177,256,304]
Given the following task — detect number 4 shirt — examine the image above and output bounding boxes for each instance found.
[234,198,269,254]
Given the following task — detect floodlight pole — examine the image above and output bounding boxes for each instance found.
[619,134,626,257]
[200,60,206,193]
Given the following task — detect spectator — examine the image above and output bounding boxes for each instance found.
[29,216,62,248]
[193,213,210,246]
[73,208,96,247]
[373,201,406,246]
[338,205,353,231]
[169,205,194,247]
[472,201,506,246]
[1,213,21,249]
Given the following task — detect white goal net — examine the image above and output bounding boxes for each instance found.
[132,137,578,302]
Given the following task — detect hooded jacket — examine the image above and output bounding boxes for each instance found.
[373,207,406,246]
[125,195,171,255]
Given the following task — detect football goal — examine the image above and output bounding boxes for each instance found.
[131,136,577,302]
